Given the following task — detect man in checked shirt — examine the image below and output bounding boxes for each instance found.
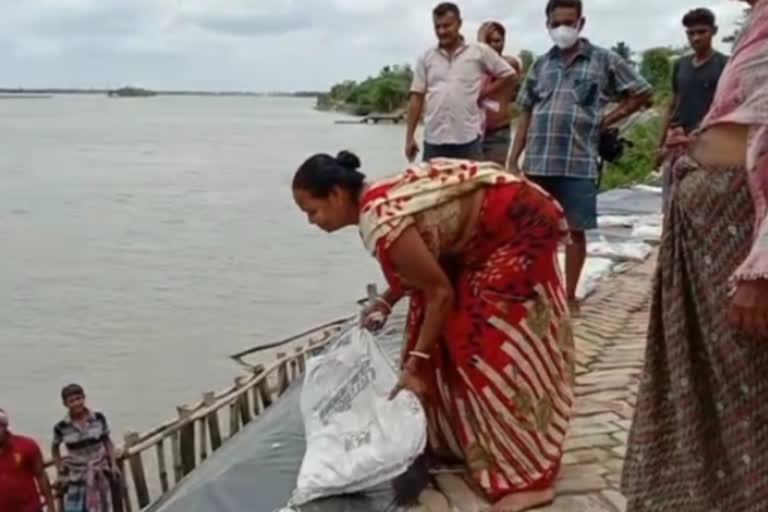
[508,0,651,314]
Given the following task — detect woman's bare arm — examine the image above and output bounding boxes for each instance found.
[386,227,454,356]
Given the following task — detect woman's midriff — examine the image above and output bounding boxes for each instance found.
[690,123,749,168]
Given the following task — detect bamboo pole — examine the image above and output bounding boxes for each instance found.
[251,365,265,416]
[124,432,150,508]
[295,346,306,375]
[155,439,169,493]
[289,353,299,382]
[198,417,208,461]
[256,367,273,409]
[115,457,133,512]
[177,406,196,476]
[228,401,240,437]
[234,376,252,425]
[170,431,183,484]
[202,391,222,451]
[276,352,289,395]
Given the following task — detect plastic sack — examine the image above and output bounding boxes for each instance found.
[631,224,663,243]
[285,325,427,508]
[588,240,653,262]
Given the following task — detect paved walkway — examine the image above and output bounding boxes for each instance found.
[414,255,656,512]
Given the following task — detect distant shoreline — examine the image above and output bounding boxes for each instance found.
[0,88,322,98]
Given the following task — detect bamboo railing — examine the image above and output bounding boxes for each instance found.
[43,285,378,511]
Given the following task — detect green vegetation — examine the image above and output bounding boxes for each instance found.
[316,65,413,116]
[518,50,535,74]
[108,86,156,97]
[611,41,636,67]
[638,46,687,107]
[601,115,663,190]
[599,44,684,190]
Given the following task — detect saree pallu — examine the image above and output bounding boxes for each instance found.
[621,156,768,511]
[381,182,575,501]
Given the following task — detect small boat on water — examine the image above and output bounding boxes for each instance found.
[108,86,157,98]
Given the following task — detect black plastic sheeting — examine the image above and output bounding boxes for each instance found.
[150,186,661,512]
[149,314,410,512]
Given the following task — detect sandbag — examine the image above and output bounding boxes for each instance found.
[284,325,427,508]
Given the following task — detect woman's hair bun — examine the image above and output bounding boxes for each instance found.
[335,150,361,171]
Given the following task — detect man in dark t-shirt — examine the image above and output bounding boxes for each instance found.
[657,8,728,165]
[671,51,728,133]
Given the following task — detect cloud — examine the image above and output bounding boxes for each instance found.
[0,0,748,90]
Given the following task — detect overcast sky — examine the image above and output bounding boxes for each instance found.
[0,0,746,91]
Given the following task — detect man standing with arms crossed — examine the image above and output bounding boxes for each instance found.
[508,0,651,313]
[478,21,523,164]
[405,2,517,162]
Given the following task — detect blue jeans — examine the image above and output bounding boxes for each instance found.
[527,175,598,231]
[423,136,483,161]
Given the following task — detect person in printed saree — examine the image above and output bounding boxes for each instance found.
[292,151,575,512]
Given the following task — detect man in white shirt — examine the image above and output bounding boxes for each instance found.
[404,2,518,162]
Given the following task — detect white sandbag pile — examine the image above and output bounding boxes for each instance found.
[559,184,663,299]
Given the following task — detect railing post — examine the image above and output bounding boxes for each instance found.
[251,365,266,416]
[277,352,290,394]
[228,400,240,437]
[176,406,196,476]
[124,432,150,508]
[155,439,169,493]
[202,391,222,451]
[295,346,306,375]
[235,376,252,425]
[170,431,182,484]
[289,352,299,382]
[115,455,133,512]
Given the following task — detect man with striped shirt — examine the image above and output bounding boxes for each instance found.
[52,385,119,512]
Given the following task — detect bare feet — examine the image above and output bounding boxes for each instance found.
[488,488,555,512]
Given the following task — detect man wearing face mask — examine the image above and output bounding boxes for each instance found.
[508,0,652,314]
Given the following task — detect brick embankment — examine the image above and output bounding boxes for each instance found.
[414,254,657,512]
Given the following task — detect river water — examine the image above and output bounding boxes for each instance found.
[0,96,413,442]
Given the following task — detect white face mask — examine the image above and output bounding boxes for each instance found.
[549,25,580,49]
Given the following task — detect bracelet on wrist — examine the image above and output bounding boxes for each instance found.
[408,350,431,360]
[373,296,392,313]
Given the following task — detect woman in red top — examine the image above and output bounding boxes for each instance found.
[0,409,55,512]
[292,152,574,511]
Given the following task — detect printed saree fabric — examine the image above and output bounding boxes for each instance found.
[359,159,573,500]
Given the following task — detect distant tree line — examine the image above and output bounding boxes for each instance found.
[316,65,414,115]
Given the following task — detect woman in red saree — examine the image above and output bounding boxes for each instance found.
[292,151,574,512]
